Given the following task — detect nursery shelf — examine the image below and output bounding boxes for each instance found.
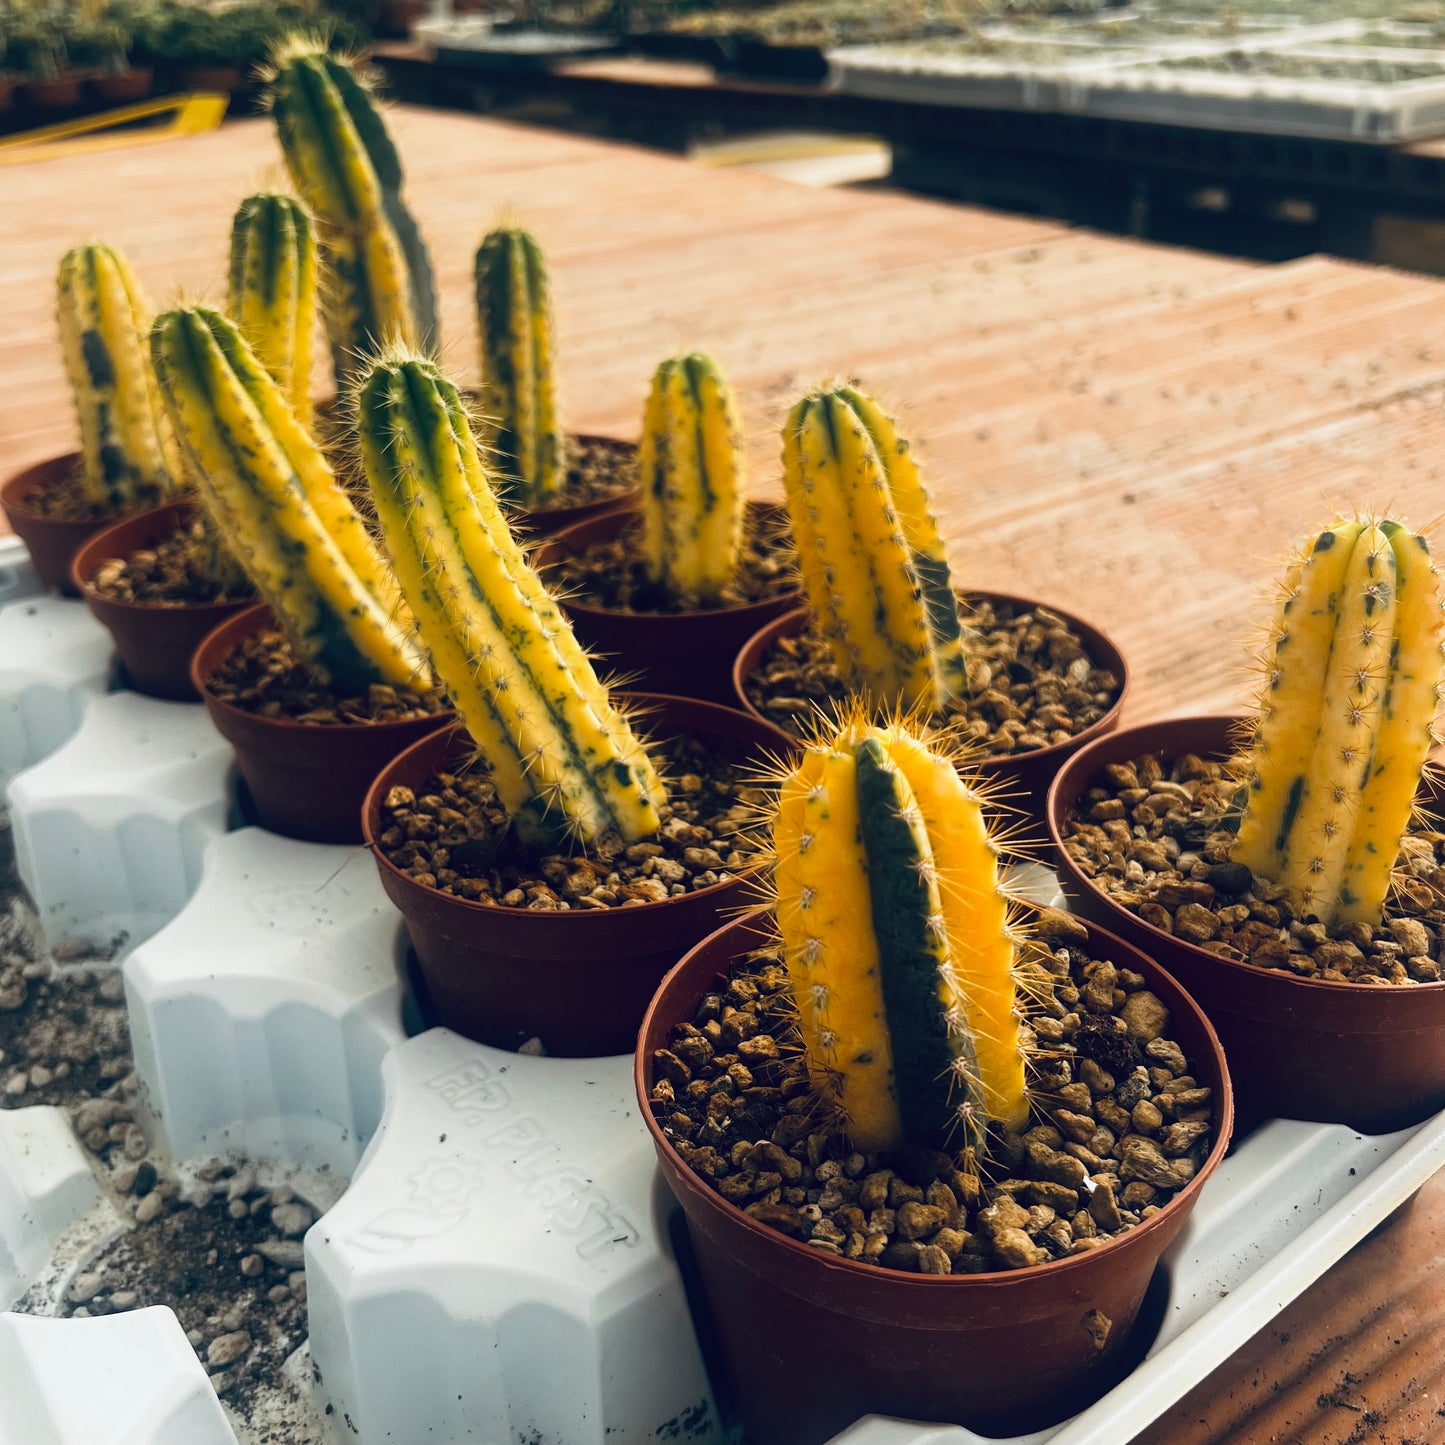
[2,533,1444,1444]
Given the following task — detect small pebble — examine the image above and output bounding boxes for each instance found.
[206,1330,252,1369]
[134,1191,163,1225]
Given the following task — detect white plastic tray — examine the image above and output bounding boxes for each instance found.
[0,531,1442,1445]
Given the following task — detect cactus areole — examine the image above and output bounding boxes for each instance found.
[638,352,747,607]
[474,226,565,507]
[782,384,966,718]
[1232,516,1445,929]
[358,351,666,849]
[267,38,437,377]
[774,713,1030,1157]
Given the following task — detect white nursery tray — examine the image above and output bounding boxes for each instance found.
[1,532,1443,1445]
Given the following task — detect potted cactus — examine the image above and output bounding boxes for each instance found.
[1048,513,1445,1132]
[150,305,447,842]
[533,352,801,704]
[356,351,795,1056]
[733,381,1128,820]
[70,192,317,699]
[638,712,1231,1445]
[2,242,181,593]
[471,224,639,534]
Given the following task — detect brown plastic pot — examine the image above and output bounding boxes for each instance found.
[734,592,1130,826]
[192,602,451,844]
[637,908,1232,1444]
[511,433,640,539]
[90,67,153,101]
[533,501,802,706]
[179,65,242,93]
[16,74,85,107]
[1,454,123,597]
[363,695,798,1057]
[1047,714,1445,1134]
[71,500,252,702]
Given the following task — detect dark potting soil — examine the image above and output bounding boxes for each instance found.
[376,731,772,908]
[548,513,799,614]
[651,909,1215,1277]
[58,1163,313,1422]
[744,600,1121,753]
[1059,751,1445,986]
[521,433,637,516]
[87,517,255,607]
[20,462,132,522]
[206,628,448,725]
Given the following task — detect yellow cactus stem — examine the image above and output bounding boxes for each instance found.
[57,242,181,509]
[228,192,319,426]
[781,383,966,716]
[772,709,1030,1157]
[265,35,437,378]
[474,225,565,507]
[357,349,666,847]
[637,353,746,606]
[150,305,426,695]
[1233,515,1445,927]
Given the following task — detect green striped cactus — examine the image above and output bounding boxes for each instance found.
[774,709,1029,1155]
[266,36,436,380]
[638,353,746,606]
[782,384,966,716]
[57,242,181,509]
[150,305,426,694]
[358,350,665,846]
[474,225,564,507]
[227,192,319,426]
[1233,516,1445,927]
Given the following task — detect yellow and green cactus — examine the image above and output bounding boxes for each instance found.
[357,350,666,846]
[150,305,426,694]
[266,36,436,380]
[473,225,564,507]
[227,192,319,426]
[1233,516,1445,927]
[637,353,746,606]
[773,711,1030,1155]
[57,242,181,509]
[781,384,966,716]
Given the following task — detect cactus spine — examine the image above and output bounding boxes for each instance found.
[357,351,665,846]
[473,226,564,506]
[267,37,436,380]
[638,353,746,605]
[781,385,966,716]
[774,712,1029,1155]
[228,193,319,427]
[150,306,425,693]
[1233,516,1445,927]
[57,243,180,508]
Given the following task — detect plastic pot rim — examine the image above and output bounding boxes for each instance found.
[361,693,792,929]
[634,904,1235,1291]
[1045,711,1445,1003]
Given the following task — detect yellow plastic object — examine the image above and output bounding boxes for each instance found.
[0,93,228,164]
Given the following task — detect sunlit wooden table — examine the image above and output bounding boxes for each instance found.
[4,105,1445,1442]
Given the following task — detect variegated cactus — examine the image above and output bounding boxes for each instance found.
[638,353,746,606]
[57,242,181,509]
[781,384,966,716]
[357,350,665,846]
[227,192,319,426]
[150,305,426,693]
[266,37,436,380]
[474,225,564,507]
[1232,517,1445,928]
[774,710,1030,1155]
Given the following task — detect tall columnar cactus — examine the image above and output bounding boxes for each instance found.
[473,226,564,506]
[357,351,665,846]
[150,306,426,694]
[781,384,966,717]
[57,242,181,509]
[266,36,436,380]
[1232,516,1445,927]
[773,712,1030,1155]
[228,192,319,426]
[637,353,746,606]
